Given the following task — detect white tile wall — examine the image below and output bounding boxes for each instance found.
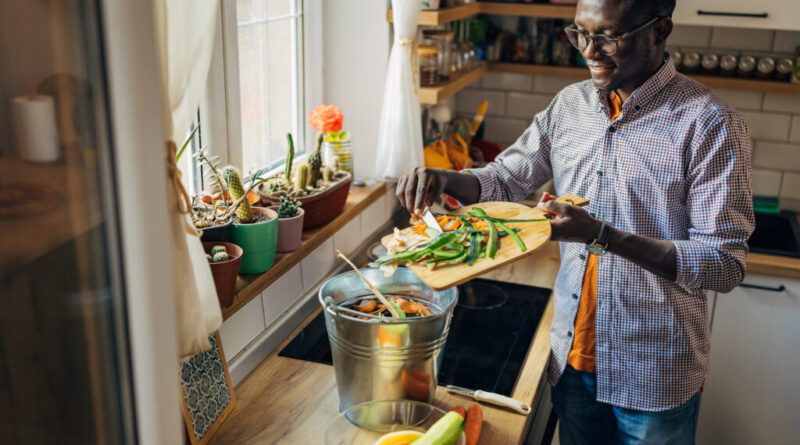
[792,116,800,144]
[360,193,388,237]
[301,237,335,293]
[763,94,800,114]
[773,31,800,53]
[752,169,783,196]
[506,92,553,119]
[714,89,762,111]
[668,25,712,48]
[710,27,774,52]
[456,88,506,116]
[533,76,579,94]
[261,264,303,327]
[753,142,800,172]
[483,116,529,147]
[781,173,800,200]
[333,215,362,257]
[219,296,265,359]
[739,111,792,141]
[481,72,532,92]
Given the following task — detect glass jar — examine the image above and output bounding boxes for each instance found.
[719,54,738,77]
[425,30,455,81]
[738,55,756,78]
[418,45,439,87]
[322,137,353,174]
[756,57,776,80]
[701,53,719,75]
[776,57,793,82]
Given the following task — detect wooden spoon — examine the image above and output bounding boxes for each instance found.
[336,250,401,318]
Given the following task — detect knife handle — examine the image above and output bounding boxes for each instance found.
[473,390,532,415]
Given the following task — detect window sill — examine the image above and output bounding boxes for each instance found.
[221,180,388,320]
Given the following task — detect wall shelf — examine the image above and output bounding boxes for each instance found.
[420,63,488,104]
[388,3,576,26]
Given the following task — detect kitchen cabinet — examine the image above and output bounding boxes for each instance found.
[696,273,800,445]
[672,0,799,31]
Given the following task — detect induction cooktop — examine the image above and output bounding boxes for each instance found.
[279,278,551,396]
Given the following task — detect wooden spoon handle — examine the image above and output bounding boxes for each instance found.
[336,250,401,318]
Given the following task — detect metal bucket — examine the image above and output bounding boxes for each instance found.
[318,268,458,412]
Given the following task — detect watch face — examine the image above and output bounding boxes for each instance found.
[586,243,606,256]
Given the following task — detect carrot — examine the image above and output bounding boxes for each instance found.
[464,403,483,445]
[451,406,466,418]
[356,299,376,313]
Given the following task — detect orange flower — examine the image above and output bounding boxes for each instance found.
[308,104,343,133]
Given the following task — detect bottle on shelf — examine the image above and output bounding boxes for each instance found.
[700,53,719,76]
[737,55,756,78]
[719,54,738,77]
[776,57,793,82]
[755,56,776,80]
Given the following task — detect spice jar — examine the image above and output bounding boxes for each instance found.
[756,57,776,80]
[701,53,719,75]
[681,52,701,74]
[738,55,756,78]
[425,30,455,81]
[719,54,738,77]
[418,45,439,87]
[776,57,793,82]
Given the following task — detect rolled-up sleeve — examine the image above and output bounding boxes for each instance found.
[466,96,557,203]
[673,110,754,293]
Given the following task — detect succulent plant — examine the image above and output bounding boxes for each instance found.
[222,166,255,223]
[211,245,227,255]
[206,254,213,263]
[212,251,229,263]
[294,162,310,191]
[278,196,301,219]
[284,133,294,184]
[308,133,323,187]
[322,166,334,183]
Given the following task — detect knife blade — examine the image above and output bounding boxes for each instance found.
[445,385,532,415]
[421,208,443,233]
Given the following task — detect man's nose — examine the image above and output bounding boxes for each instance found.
[582,38,604,60]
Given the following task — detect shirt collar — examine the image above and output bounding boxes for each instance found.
[594,53,676,114]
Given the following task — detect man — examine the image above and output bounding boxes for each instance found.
[396,0,754,443]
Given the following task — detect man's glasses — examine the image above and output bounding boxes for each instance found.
[564,17,663,57]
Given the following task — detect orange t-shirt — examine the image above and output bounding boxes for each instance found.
[566,91,622,373]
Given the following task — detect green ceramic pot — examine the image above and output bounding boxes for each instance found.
[232,207,278,274]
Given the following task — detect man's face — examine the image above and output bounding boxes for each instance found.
[574,0,662,92]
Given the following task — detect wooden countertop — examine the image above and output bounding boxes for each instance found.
[209,241,563,445]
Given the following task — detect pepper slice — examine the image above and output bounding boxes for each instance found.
[465,233,484,266]
[486,219,499,259]
[496,220,527,252]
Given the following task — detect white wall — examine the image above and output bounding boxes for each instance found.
[321,0,392,179]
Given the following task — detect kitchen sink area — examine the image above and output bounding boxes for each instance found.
[748,211,800,258]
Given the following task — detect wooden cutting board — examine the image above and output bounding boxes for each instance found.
[381,194,589,291]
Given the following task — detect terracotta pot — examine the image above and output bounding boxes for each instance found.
[258,172,353,229]
[267,206,305,252]
[231,207,278,274]
[203,242,243,308]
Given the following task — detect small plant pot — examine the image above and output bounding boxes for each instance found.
[231,207,278,274]
[259,172,353,229]
[267,206,305,252]
[203,242,242,308]
[199,220,233,243]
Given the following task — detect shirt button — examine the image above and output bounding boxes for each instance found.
[634,105,641,111]
[572,293,579,300]
[609,126,616,133]
[579,254,586,260]
[567,331,573,337]
[597,170,603,177]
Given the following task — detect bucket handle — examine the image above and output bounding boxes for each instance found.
[323,296,401,321]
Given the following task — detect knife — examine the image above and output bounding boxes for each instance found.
[445,385,532,415]
[421,207,444,233]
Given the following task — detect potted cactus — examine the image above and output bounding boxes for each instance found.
[267,196,305,253]
[222,165,279,274]
[203,242,243,308]
[257,132,352,229]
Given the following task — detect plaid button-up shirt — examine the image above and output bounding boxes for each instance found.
[468,57,754,411]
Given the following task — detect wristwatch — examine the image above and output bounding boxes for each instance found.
[586,222,611,256]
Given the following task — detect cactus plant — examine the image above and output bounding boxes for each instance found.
[308,133,323,187]
[212,251,229,263]
[222,166,255,223]
[294,162,310,191]
[284,133,294,184]
[322,166,334,183]
[277,196,301,219]
[206,254,213,263]
[211,245,227,255]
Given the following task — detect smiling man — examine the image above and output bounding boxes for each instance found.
[396,0,754,443]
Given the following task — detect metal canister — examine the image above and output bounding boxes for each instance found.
[682,52,701,74]
[738,55,756,78]
[319,268,458,412]
[670,49,683,71]
[719,54,738,77]
[776,57,793,82]
[756,57,776,80]
[701,53,720,75]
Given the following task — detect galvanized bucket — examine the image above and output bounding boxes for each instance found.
[318,268,458,412]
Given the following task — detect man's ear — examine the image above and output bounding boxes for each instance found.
[654,18,673,45]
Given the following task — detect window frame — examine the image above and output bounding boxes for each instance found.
[198,0,322,186]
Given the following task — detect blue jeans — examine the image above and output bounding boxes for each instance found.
[552,365,700,445]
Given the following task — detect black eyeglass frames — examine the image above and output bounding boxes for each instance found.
[564,16,664,56]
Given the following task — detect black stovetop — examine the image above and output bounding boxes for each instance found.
[279,278,550,396]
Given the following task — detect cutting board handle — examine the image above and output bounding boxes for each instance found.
[551,193,589,207]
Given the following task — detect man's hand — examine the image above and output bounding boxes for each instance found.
[395,168,480,216]
[537,193,601,243]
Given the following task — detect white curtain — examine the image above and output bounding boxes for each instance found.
[375,0,423,181]
[153,0,222,358]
